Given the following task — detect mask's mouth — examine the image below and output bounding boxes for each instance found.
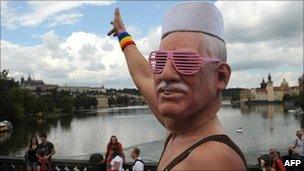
[157,81,189,96]
[161,87,182,95]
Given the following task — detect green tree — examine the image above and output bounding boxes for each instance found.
[0,69,25,121]
[59,96,73,113]
[82,96,91,109]
[295,92,304,109]
[23,89,38,116]
[116,95,128,106]
[36,95,53,114]
[282,94,292,101]
[90,97,98,108]
[108,96,116,107]
[73,95,82,110]
[50,88,60,108]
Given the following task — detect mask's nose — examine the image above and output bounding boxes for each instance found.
[160,58,181,82]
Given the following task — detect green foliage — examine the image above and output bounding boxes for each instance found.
[73,94,98,109]
[116,95,128,106]
[82,96,91,109]
[108,96,116,107]
[59,96,73,113]
[282,94,292,101]
[0,70,75,121]
[90,97,98,108]
[22,89,38,115]
[222,88,242,101]
[0,69,24,121]
[73,95,82,110]
[106,88,141,96]
[295,91,304,109]
[39,94,56,112]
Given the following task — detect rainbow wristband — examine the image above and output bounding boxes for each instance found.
[117,31,135,50]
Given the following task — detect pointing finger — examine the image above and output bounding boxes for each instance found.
[115,8,120,15]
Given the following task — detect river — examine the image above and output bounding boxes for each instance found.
[0,104,303,165]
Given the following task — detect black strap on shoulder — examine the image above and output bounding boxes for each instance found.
[133,159,145,166]
[157,133,174,169]
[162,134,247,171]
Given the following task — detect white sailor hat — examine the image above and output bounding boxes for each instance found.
[161,1,225,43]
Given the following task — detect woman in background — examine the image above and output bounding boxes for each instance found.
[25,136,39,171]
[269,148,286,171]
[110,146,124,171]
[105,135,124,171]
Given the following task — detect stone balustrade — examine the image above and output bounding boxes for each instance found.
[0,156,261,171]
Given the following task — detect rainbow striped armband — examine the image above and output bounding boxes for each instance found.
[117,31,136,51]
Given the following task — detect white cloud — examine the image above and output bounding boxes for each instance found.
[137,26,162,57]
[1,1,115,29]
[1,2,302,89]
[1,27,160,88]
[126,25,143,39]
[227,40,302,71]
[213,1,303,88]
[79,44,98,60]
[216,1,303,43]
[229,72,263,88]
[47,12,83,27]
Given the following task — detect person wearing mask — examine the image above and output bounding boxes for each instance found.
[108,2,246,170]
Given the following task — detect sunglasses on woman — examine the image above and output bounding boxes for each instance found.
[148,50,221,75]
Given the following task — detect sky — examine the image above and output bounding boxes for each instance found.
[1,0,303,89]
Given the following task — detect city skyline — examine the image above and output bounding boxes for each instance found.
[1,1,303,88]
[14,71,303,90]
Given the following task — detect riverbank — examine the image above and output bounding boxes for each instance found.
[1,104,302,166]
[18,105,149,122]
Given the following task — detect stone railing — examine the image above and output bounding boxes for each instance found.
[0,156,261,171]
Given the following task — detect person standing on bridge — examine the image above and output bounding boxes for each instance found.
[131,148,144,171]
[108,1,247,170]
[36,133,55,171]
[25,136,39,171]
[289,130,304,170]
[105,135,125,171]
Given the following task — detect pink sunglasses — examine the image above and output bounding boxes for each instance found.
[148,50,221,75]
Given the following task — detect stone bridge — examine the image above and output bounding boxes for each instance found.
[0,156,261,171]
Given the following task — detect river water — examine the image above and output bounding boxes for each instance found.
[0,104,303,165]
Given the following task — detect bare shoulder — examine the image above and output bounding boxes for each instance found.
[183,141,246,170]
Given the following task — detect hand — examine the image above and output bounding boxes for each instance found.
[38,156,45,162]
[108,8,126,37]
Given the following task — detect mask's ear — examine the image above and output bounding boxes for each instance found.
[217,63,231,90]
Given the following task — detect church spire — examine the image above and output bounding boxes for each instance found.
[268,72,271,82]
[27,73,32,81]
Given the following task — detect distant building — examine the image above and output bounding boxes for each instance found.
[58,84,106,94]
[240,73,301,103]
[20,74,107,94]
[95,95,109,108]
[20,74,58,91]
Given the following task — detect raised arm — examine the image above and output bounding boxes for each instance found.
[108,8,164,126]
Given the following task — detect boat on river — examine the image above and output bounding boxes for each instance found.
[236,127,243,133]
[0,120,13,133]
[288,108,304,114]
